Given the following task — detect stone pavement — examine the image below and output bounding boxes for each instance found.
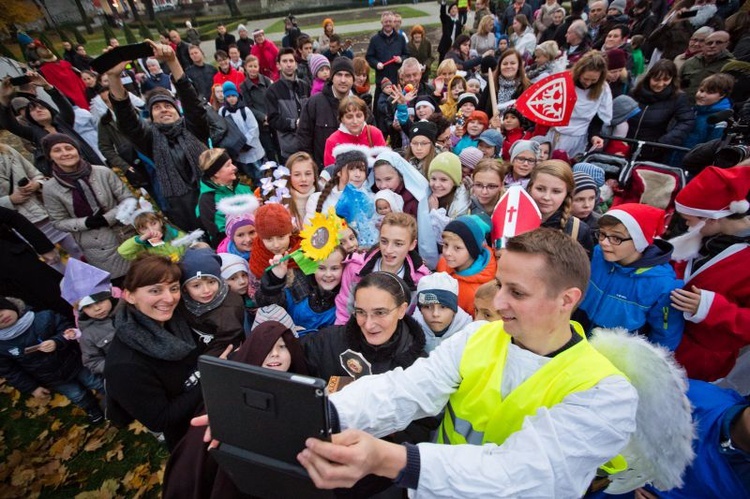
[199,1,443,60]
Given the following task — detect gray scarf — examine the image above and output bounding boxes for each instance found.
[115,304,196,361]
[181,280,230,317]
[497,77,519,104]
[151,118,206,198]
[0,311,35,341]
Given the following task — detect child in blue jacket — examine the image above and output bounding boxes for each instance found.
[577,203,684,350]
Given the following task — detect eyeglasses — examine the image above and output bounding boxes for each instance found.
[474,183,501,191]
[594,230,633,246]
[353,306,399,321]
[705,40,729,46]
[410,140,432,148]
[514,157,537,165]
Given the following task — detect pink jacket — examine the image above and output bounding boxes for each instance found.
[251,41,280,82]
[323,125,387,167]
[334,248,431,325]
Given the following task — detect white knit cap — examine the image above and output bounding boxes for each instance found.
[219,253,249,280]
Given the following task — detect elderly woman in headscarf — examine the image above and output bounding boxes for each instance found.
[41,133,133,283]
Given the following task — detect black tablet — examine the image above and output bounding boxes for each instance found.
[198,355,337,498]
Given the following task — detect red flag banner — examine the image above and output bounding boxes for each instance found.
[491,186,542,248]
[515,72,577,127]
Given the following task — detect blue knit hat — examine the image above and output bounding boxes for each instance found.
[443,215,490,260]
[179,248,223,286]
[573,163,606,188]
[222,81,239,98]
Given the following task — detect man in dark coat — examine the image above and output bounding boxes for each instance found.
[215,23,236,55]
[169,30,193,69]
[297,57,355,168]
[185,45,218,101]
[267,48,311,163]
[366,11,409,123]
[438,0,464,63]
[236,25,254,60]
[107,41,209,232]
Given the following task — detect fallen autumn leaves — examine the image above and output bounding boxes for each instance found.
[0,378,167,498]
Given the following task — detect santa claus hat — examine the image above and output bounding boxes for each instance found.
[605,203,665,252]
[675,166,750,219]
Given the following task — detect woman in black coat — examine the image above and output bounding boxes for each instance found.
[301,271,430,498]
[105,255,203,451]
[438,1,464,63]
[301,272,426,380]
[627,59,695,164]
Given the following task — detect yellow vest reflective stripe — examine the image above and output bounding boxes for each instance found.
[437,321,628,473]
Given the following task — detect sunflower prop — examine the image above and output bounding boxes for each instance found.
[265,209,344,275]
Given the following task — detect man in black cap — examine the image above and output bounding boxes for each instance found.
[297,57,356,168]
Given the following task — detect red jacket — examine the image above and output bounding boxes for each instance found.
[212,68,245,90]
[251,41,280,82]
[501,127,531,160]
[39,60,89,110]
[323,125,387,167]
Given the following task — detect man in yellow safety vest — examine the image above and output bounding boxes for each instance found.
[298,227,639,497]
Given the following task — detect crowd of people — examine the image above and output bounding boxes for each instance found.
[1,0,750,496]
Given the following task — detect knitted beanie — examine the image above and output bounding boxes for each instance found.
[573,171,599,198]
[0,297,19,313]
[333,147,369,176]
[309,54,331,79]
[428,152,462,187]
[606,49,627,71]
[41,132,81,160]
[219,253,250,280]
[509,140,540,163]
[222,81,239,98]
[466,110,489,127]
[573,163,606,187]
[380,77,393,90]
[254,203,293,239]
[409,120,438,142]
[457,92,479,108]
[179,248,223,286]
[146,91,179,114]
[331,56,355,77]
[459,147,484,171]
[417,272,459,313]
[443,215,491,261]
[224,212,255,240]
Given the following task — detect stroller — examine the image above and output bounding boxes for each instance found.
[580,136,691,223]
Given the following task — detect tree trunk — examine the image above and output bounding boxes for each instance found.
[143,0,155,21]
[71,0,94,34]
[226,0,241,17]
[126,0,140,22]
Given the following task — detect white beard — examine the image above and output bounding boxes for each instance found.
[688,4,718,27]
[667,221,706,262]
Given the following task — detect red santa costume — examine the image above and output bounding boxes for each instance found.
[669,166,750,381]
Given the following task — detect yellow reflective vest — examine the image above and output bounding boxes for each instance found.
[438,321,628,474]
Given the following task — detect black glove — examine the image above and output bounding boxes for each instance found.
[84,213,109,229]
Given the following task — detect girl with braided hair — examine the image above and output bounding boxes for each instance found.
[527,160,594,256]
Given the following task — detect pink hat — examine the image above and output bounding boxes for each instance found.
[309,54,331,79]
[675,166,750,219]
[605,203,665,252]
